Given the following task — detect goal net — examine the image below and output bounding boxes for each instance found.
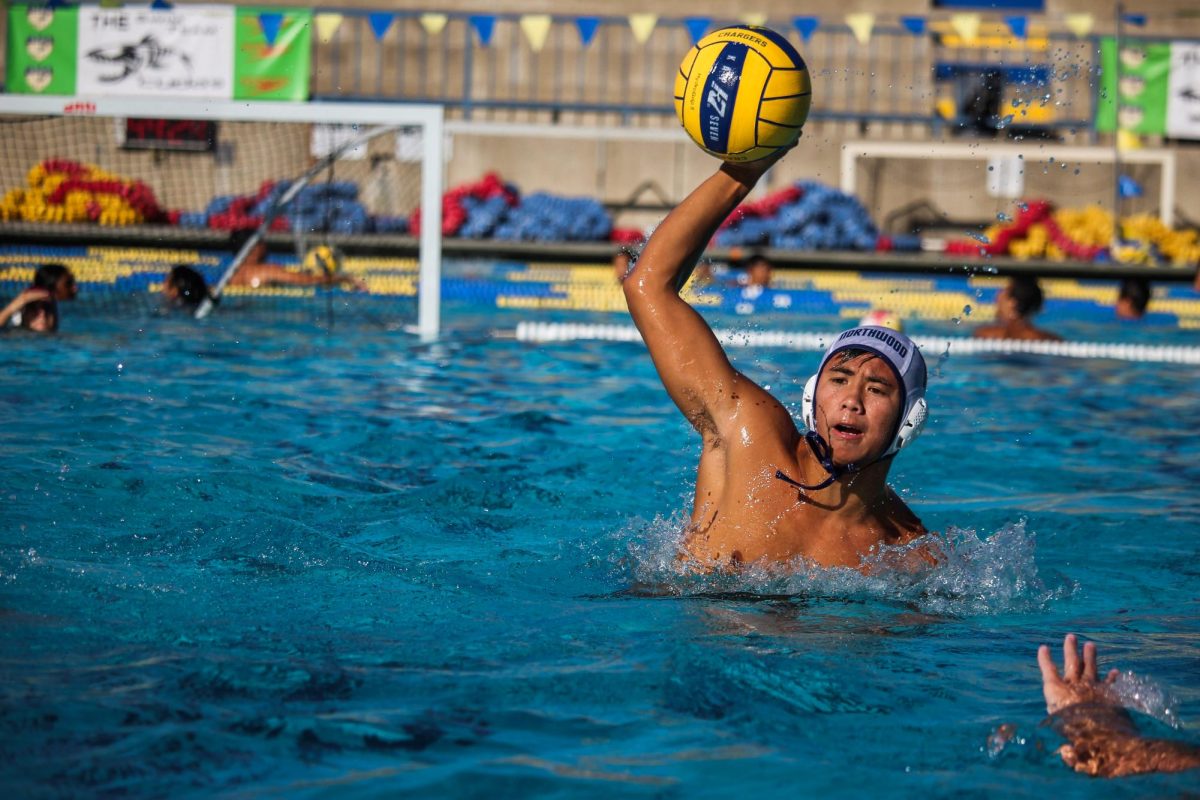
[0,96,444,339]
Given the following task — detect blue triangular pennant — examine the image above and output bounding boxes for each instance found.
[258,12,283,47]
[900,16,926,36]
[684,17,710,45]
[575,16,600,46]
[792,16,819,42]
[470,15,496,46]
[1118,174,1144,199]
[1004,16,1028,39]
[368,12,393,41]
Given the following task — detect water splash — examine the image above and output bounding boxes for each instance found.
[1111,671,1182,729]
[602,518,1070,617]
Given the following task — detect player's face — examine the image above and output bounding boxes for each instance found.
[996,286,1018,322]
[26,306,57,333]
[814,353,901,465]
[55,274,78,301]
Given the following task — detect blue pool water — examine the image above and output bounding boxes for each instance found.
[2,283,1199,797]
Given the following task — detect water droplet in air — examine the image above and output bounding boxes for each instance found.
[997,212,1012,222]
[963,304,973,316]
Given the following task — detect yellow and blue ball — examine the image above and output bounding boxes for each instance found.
[674,26,812,163]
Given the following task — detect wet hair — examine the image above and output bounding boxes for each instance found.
[1008,276,1044,317]
[166,265,213,309]
[33,263,72,291]
[832,347,874,367]
[20,298,57,331]
[1118,277,1150,315]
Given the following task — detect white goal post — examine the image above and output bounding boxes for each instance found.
[0,96,444,340]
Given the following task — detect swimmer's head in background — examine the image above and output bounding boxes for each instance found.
[802,326,928,460]
[304,245,342,277]
[34,263,77,301]
[165,265,215,310]
[1002,276,1044,319]
[20,298,58,332]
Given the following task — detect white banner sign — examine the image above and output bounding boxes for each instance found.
[1167,41,1200,140]
[310,124,367,161]
[76,5,234,99]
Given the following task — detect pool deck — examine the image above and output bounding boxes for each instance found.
[0,221,1194,283]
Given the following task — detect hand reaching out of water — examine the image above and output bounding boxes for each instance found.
[1037,633,1200,778]
[1037,633,1119,715]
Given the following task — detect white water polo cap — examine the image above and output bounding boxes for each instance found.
[801,326,929,459]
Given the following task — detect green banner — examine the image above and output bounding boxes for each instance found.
[6,4,78,95]
[1097,36,1170,135]
[233,8,312,101]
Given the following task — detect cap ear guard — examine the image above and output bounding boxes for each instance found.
[885,396,927,457]
[801,373,818,431]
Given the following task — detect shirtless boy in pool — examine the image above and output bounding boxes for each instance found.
[623,153,929,569]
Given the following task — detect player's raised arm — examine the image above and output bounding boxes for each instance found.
[623,156,782,428]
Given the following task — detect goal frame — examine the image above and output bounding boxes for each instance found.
[0,95,445,340]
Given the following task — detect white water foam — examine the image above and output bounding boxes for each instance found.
[605,517,1072,616]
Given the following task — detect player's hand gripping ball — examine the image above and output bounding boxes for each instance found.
[675,26,812,163]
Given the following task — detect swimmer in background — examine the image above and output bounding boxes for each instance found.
[0,263,77,332]
[623,152,930,569]
[738,250,773,288]
[33,263,79,304]
[973,275,1062,341]
[0,292,57,332]
[1114,277,1150,320]
[162,265,216,311]
[226,231,366,291]
[1,287,53,330]
[1037,634,1200,777]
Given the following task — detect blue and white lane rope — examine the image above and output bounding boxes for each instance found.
[512,322,1200,365]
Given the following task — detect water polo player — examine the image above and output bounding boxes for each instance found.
[623,154,929,568]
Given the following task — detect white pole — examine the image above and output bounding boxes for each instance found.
[418,106,445,342]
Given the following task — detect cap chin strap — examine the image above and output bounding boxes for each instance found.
[774,430,882,492]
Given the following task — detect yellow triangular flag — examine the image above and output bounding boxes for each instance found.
[629,14,658,45]
[419,13,447,36]
[846,13,875,45]
[950,13,980,43]
[1065,13,1094,38]
[520,14,552,52]
[741,13,767,27]
[1117,129,1142,151]
[315,13,343,44]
